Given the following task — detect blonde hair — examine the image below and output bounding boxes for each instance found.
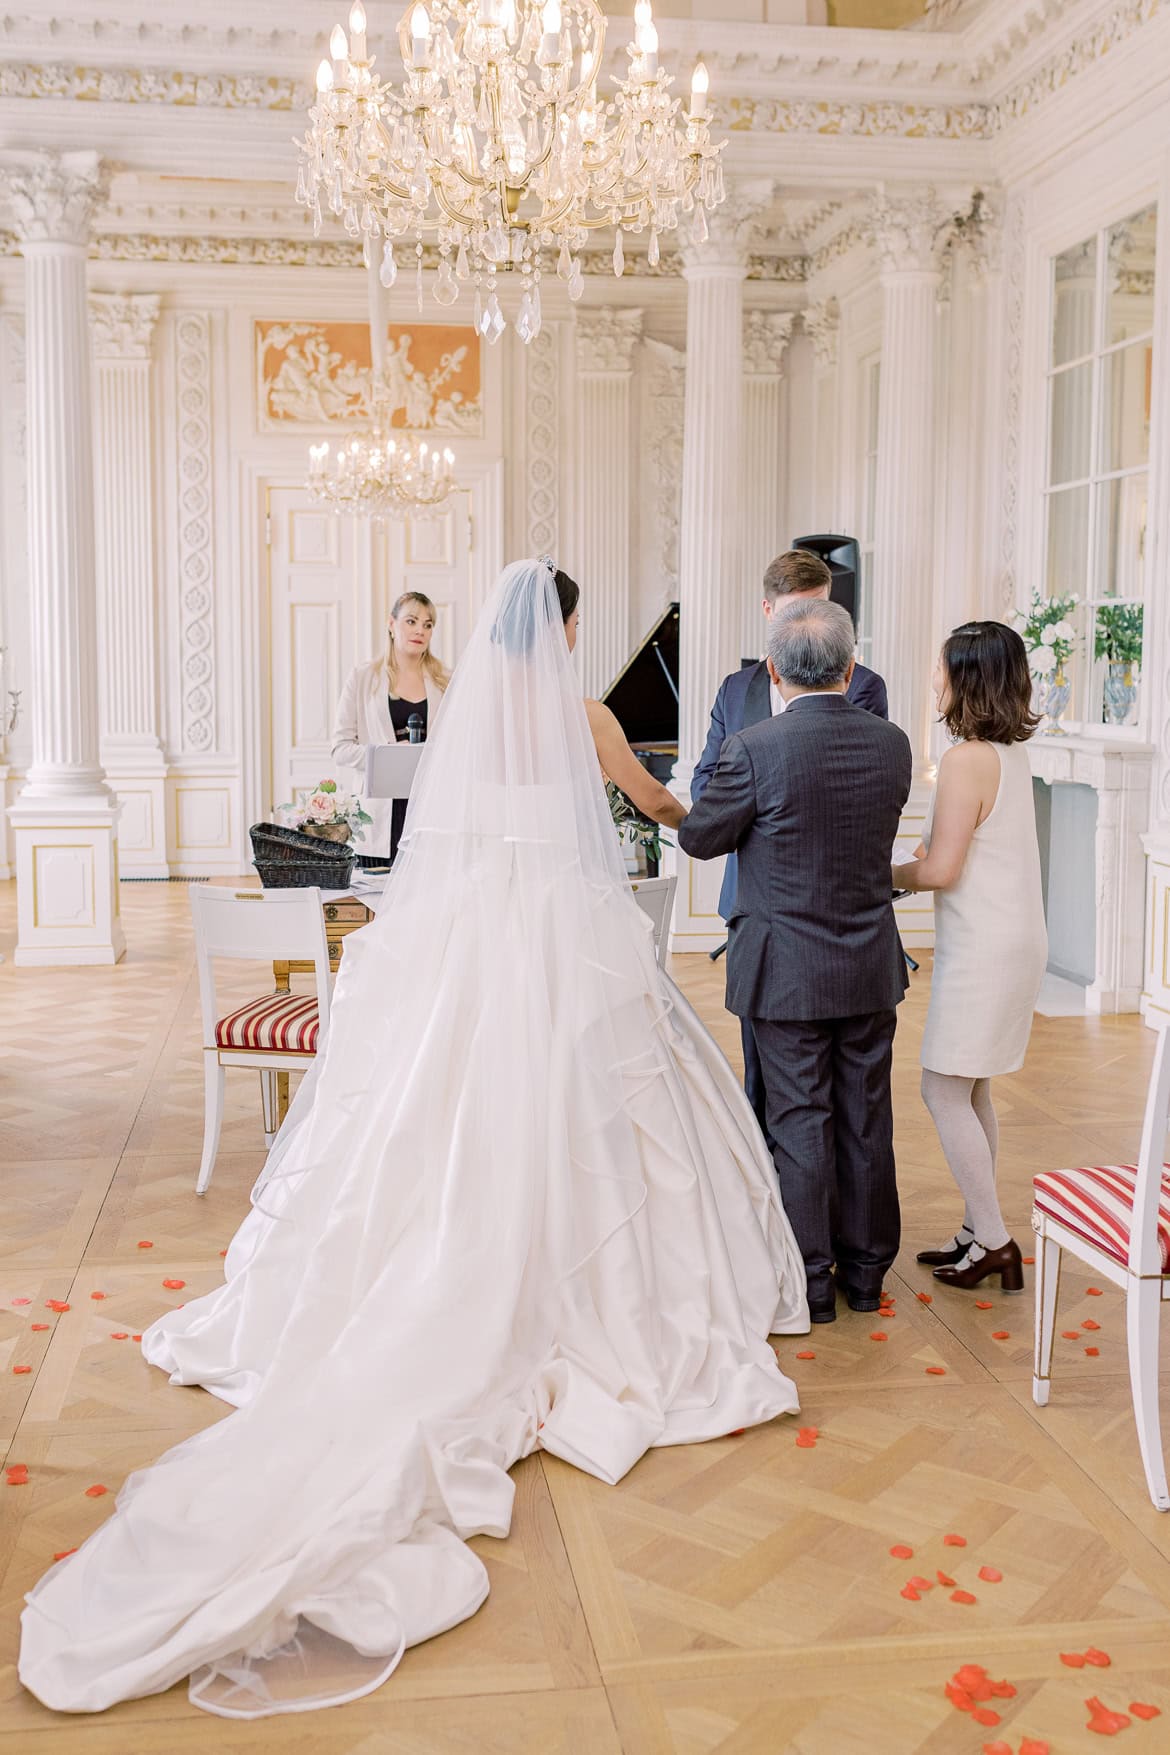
[385,591,450,699]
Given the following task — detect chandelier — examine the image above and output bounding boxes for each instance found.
[297,0,725,343]
[307,428,456,518]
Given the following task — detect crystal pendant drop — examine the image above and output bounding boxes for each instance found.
[557,238,572,280]
[693,205,709,245]
[362,233,374,269]
[516,289,536,346]
[648,229,660,267]
[485,291,506,344]
[473,283,485,334]
[455,237,471,280]
[380,242,398,289]
[434,254,459,305]
[613,229,625,277]
[568,262,585,301]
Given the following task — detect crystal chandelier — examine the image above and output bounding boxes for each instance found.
[297,0,725,344]
[307,429,456,518]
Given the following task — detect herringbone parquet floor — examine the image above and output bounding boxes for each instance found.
[1,882,1169,1754]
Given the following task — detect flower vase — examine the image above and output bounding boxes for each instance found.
[303,822,352,843]
[1038,664,1072,735]
[1103,661,1137,727]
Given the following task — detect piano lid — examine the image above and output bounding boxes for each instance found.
[600,601,679,750]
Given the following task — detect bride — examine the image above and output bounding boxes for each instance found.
[20,559,809,1719]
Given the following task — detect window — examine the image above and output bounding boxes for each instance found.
[1044,203,1156,729]
[857,356,881,669]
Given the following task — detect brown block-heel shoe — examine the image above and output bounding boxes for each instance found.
[932,1238,1025,1293]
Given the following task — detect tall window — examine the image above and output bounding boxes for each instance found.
[858,356,881,668]
[1045,203,1157,729]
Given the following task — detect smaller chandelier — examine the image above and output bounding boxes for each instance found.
[307,429,456,518]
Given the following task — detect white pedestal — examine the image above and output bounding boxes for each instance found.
[8,795,125,966]
[106,762,169,878]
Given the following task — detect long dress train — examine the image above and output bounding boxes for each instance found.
[19,561,808,1718]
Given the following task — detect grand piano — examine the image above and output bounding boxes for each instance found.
[600,601,679,786]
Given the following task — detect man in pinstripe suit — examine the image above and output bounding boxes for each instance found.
[680,599,912,1323]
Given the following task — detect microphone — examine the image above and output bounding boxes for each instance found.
[406,713,426,744]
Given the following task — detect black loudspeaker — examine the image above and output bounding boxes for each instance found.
[792,534,860,629]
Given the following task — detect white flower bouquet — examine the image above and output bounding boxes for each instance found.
[277,779,373,844]
[1013,590,1080,675]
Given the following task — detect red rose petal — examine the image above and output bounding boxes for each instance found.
[728,1428,745,1437]
[975,1300,994,1309]
[1129,1703,1161,1720]
[900,1583,921,1601]
[1085,1696,1130,1735]
[889,1544,914,1559]
[937,1569,956,1587]
[992,1330,1011,1340]
[1022,1256,1035,1265]
[988,1680,1017,1698]
[131,1333,142,1342]
[1082,1319,1101,1330]
[136,1240,154,1249]
[1085,1648,1111,1667]
[795,1434,817,1448]
[52,1548,78,1561]
[90,1292,107,1301]
[977,1566,1003,1583]
[971,1707,999,1726]
[219,1249,228,1257]
[1019,1740,1050,1755]
[917,1292,933,1303]
[31,1323,49,1332]
[925,1365,947,1375]
[944,1680,973,1709]
[951,1589,978,1605]
[161,1279,186,1290]
[1061,1652,1088,1668]
[12,1365,31,1375]
[1085,1346,1101,1356]
[795,1350,816,1360]
[943,1534,967,1547]
[5,1465,29,1485]
[869,1331,888,1341]
[798,1426,818,1438]
[111,1332,129,1341]
[955,1665,988,1688]
[45,1301,70,1313]
[1086,1286,1103,1295]
[982,1743,1013,1755]
[908,1575,934,1591]
[84,1484,108,1498]
[11,1297,31,1306]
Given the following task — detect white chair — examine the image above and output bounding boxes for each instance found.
[1031,1023,1170,1511]
[631,875,677,971]
[190,886,333,1197]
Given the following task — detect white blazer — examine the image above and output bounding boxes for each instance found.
[331,659,445,859]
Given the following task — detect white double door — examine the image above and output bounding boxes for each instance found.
[265,484,475,818]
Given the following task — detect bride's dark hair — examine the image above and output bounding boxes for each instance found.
[554,568,580,623]
[491,560,580,654]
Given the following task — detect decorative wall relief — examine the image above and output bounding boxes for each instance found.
[255,320,482,434]
[999,193,1026,613]
[642,338,686,608]
[175,312,216,755]
[525,325,559,561]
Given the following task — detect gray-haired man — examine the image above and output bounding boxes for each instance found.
[679,599,912,1322]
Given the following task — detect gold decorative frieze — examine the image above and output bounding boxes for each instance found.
[255,320,482,434]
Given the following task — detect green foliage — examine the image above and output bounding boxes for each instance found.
[1094,602,1143,667]
[606,780,668,868]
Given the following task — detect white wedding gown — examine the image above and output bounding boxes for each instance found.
[20,562,808,1719]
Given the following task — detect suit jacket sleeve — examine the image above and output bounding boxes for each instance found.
[331,665,367,775]
[853,666,889,720]
[691,677,729,805]
[679,736,758,863]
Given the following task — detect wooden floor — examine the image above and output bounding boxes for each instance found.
[1,882,1169,1754]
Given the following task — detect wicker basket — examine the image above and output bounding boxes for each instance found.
[250,821,356,891]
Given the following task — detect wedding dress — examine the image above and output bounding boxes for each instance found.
[20,560,809,1719]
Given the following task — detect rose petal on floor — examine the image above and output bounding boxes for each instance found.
[978,1566,1003,1583]
[1085,1346,1101,1356]
[1086,1286,1104,1295]
[1082,1319,1101,1330]
[84,1484,108,1497]
[981,1741,1012,1755]
[795,1350,816,1360]
[1129,1703,1161,1720]
[988,1681,1017,1698]
[1085,1696,1130,1735]
[975,1300,994,1309]
[1061,1652,1087,1668]
[992,1330,1011,1340]
[937,1570,956,1587]
[1084,1648,1111,1667]
[110,1332,129,1340]
[870,1332,888,1341]
[951,1590,978,1605]
[90,1292,107,1301]
[943,1533,967,1546]
[136,1240,153,1248]
[1019,1740,1050,1755]
[5,1465,29,1485]
[45,1301,70,1313]
[10,1297,30,1307]
[161,1279,186,1290]
[889,1544,914,1559]
[31,1323,49,1332]
[900,1583,921,1601]
[917,1292,933,1303]
[971,1707,999,1726]
[795,1434,817,1449]
[925,1365,947,1375]
[12,1365,31,1375]
[52,1548,78,1561]
[954,1665,989,1689]
[1061,1330,1082,1339]
[132,1333,142,1341]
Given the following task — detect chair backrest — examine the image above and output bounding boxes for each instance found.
[1130,1021,1170,1273]
[189,886,333,1049]
[631,875,677,971]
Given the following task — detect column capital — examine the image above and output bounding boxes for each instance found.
[574,306,643,374]
[867,185,948,280]
[0,151,108,247]
[89,292,161,361]
[954,188,1004,283]
[743,311,794,377]
[803,297,840,368]
[682,179,774,275]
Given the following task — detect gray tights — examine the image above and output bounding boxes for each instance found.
[920,1071,1010,1250]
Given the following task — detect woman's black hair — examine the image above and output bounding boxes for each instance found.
[940,620,1040,745]
[490,561,581,654]
[553,567,580,623]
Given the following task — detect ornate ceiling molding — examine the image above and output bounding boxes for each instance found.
[89,289,160,358]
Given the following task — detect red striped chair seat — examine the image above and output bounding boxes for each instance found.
[1033,1163,1170,1273]
[215,993,320,1055]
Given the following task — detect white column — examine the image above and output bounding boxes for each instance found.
[0,151,124,966]
[571,308,642,698]
[671,185,770,951]
[870,188,948,776]
[739,311,794,664]
[90,292,168,877]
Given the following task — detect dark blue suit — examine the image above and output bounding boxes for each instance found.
[690,655,889,1141]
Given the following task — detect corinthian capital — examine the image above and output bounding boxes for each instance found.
[0,151,108,247]
[954,188,1003,282]
[574,307,643,373]
[743,311,795,376]
[867,185,948,278]
[683,178,774,273]
[803,298,840,368]
[89,292,161,361]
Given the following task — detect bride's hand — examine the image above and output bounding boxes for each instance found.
[584,700,686,832]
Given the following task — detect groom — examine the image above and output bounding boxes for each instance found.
[680,599,911,1321]
[692,549,888,1141]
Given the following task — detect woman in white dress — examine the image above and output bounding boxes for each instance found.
[893,621,1047,1294]
[20,559,808,1719]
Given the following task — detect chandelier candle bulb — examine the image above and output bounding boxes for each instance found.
[316,58,334,93]
[690,60,709,118]
[411,4,432,68]
[541,0,562,62]
[329,22,348,68]
[348,1,367,60]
